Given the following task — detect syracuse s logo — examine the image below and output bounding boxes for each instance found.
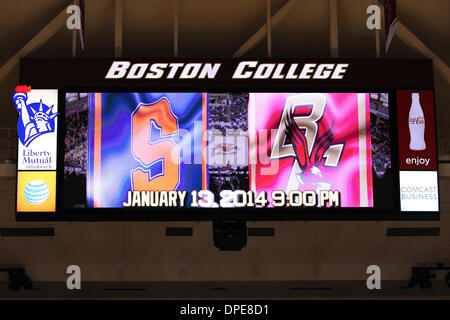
[13,88,58,147]
[270,93,344,192]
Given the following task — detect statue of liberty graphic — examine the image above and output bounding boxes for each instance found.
[13,90,58,147]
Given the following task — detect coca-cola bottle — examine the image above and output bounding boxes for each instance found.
[408,92,426,150]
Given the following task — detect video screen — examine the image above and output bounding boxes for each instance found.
[63,91,394,210]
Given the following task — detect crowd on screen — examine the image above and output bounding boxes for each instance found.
[208,93,248,133]
[64,97,89,208]
[370,100,391,178]
[209,164,249,197]
[208,93,250,196]
[64,101,88,177]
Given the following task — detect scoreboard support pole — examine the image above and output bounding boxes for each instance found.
[374,0,381,58]
[174,0,179,57]
[329,0,339,58]
[114,0,123,57]
[266,0,272,58]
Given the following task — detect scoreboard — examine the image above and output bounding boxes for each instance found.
[14,58,439,220]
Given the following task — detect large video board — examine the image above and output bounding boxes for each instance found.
[15,58,439,220]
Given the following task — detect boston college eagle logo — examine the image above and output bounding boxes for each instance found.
[270,93,344,192]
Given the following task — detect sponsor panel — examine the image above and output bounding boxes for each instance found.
[399,171,439,212]
[17,171,56,212]
[397,90,436,170]
[14,89,59,170]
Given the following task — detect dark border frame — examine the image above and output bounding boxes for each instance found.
[15,86,440,221]
[15,58,439,221]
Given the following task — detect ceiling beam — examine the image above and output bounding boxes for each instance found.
[232,0,299,58]
[0,5,69,84]
[358,0,449,82]
[114,0,123,57]
[370,0,449,83]
[395,21,450,84]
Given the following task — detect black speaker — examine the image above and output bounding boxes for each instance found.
[7,269,33,291]
[213,220,247,251]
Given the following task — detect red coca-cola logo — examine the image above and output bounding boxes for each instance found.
[409,116,424,124]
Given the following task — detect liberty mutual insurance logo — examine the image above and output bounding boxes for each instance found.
[14,87,59,171]
[13,88,58,147]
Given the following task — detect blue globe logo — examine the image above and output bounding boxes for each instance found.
[24,180,49,205]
